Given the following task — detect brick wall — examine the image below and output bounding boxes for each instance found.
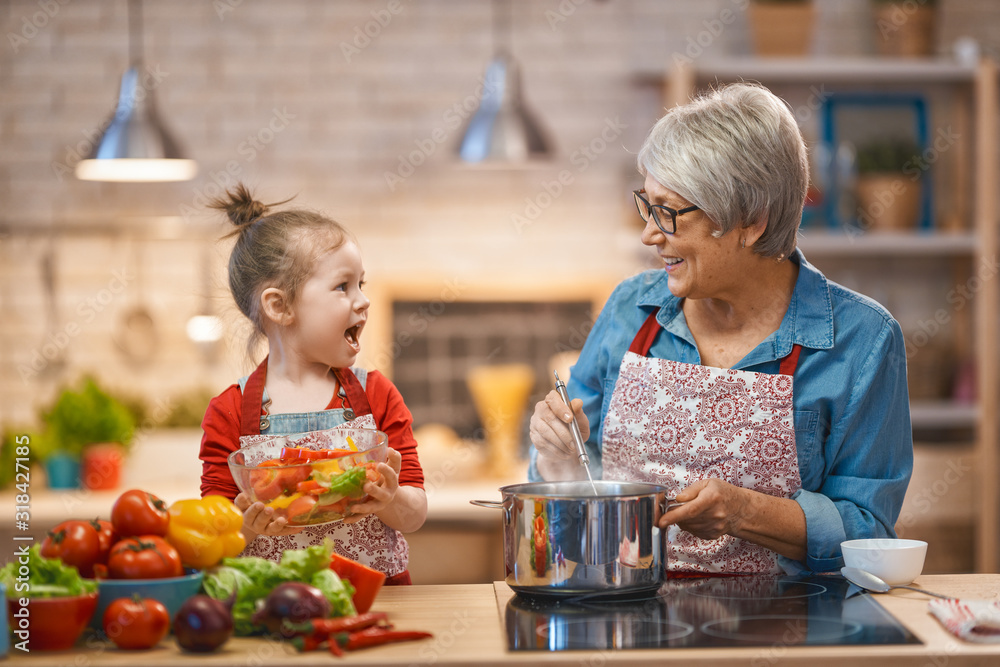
[1,0,998,427]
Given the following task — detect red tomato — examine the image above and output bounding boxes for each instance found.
[40,519,102,578]
[107,536,183,579]
[102,596,170,649]
[111,489,170,537]
[90,518,118,563]
[286,495,318,523]
[330,553,386,613]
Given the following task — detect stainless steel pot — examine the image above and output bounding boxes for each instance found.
[471,480,672,597]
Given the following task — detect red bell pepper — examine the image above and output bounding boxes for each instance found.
[330,553,387,613]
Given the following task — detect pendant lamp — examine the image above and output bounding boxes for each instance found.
[457,0,553,165]
[75,0,197,182]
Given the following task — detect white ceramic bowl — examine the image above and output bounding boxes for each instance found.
[841,538,927,585]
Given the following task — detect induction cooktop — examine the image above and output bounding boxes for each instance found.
[502,574,921,651]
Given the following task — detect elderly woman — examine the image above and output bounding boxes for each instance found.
[528,83,912,574]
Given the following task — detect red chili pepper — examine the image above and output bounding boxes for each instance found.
[284,612,389,639]
[333,626,434,651]
[289,634,326,652]
[328,638,344,657]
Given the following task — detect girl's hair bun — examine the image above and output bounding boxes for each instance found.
[209,183,269,229]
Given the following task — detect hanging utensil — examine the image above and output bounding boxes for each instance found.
[113,237,159,365]
[39,239,67,377]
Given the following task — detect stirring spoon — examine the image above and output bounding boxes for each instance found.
[553,371,599,495]
[841,566,952,599]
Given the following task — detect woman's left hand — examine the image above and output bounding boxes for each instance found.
[659,478,749,539]
[341,448,402,524]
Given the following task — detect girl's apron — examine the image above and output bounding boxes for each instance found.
[237,358,410,582]
[602,308,803,574]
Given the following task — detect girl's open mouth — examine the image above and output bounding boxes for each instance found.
[345,323,362,351]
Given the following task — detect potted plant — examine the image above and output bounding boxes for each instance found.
[35,377,137,490]
[748,0,815,57]
[854,137,923,231]
[871,0,937,57]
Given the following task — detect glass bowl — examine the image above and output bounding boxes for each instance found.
[228,427,388,527]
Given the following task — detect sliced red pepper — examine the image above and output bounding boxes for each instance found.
[281,447,354,462]
[296,479,327,495]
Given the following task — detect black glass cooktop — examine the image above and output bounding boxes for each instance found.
[503,574,921,651]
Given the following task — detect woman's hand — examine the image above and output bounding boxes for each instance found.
[234,492,303,540]
[529,390,591,481]
[659,479,808,561]
[342,448,402,524]
[659,479,748,539]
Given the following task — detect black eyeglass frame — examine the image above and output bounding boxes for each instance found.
[633,189,700,235]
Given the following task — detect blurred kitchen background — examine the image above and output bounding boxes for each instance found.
[2,0,999,582]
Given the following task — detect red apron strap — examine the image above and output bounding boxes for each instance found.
[239,357,269,436]
[627,307,803,376]
[778,344,803,377]
[333,367,373,418]
[628,308,663,356]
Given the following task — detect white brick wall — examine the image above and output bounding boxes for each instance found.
[1,0,997,425]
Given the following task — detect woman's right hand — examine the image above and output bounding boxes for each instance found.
[234,492,303,539]
[529,390,591,481]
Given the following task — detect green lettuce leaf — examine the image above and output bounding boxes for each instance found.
[203,539,354,635]
[0,545,97,598]
[310,568,356,618]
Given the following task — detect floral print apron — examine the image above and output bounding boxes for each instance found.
[602,308,802,574]
[236,358,409,577]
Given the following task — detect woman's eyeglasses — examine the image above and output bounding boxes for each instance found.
[633,189,699,235]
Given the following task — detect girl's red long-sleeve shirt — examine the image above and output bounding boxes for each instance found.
[199,370,424,500]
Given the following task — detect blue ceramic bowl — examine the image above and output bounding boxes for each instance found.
[90,569,204,631]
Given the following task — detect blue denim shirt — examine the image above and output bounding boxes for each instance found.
[528,249,913,573]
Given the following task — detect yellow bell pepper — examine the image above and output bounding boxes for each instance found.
[166,495,246,569]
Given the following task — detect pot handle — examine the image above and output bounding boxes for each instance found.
[662,497,687,512]
[469,499,504,509]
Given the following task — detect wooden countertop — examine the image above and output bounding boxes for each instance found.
[9,575,1000,665]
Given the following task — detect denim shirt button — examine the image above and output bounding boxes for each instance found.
[259,417,269,430]
[343,409,355,420]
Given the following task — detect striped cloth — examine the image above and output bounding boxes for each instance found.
[929,598,1000,643]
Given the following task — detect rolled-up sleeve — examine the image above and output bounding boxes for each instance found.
[795,318,912,572]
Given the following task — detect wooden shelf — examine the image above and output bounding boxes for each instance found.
[798,230,977,257]
[637,57,978,86]
[910,400,978,430]
[663,58,1000,572]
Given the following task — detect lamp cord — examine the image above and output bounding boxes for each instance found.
[492,0,511,57]
[128,0,143,68]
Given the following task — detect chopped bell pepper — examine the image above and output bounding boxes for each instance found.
[165,495,246,569]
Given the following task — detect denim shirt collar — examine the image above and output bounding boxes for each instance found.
[634,248,835,366]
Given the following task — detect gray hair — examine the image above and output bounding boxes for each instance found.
[637,83,808,259]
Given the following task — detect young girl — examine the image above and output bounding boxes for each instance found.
[198,184,426,585]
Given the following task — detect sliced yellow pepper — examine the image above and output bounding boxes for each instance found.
[265,492,302,510]
[166,495,247,570]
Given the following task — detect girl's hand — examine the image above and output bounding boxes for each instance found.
[529,390,591,481]
[657,479,748,539]
[234,492,304,537]
[341,448,402,524]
